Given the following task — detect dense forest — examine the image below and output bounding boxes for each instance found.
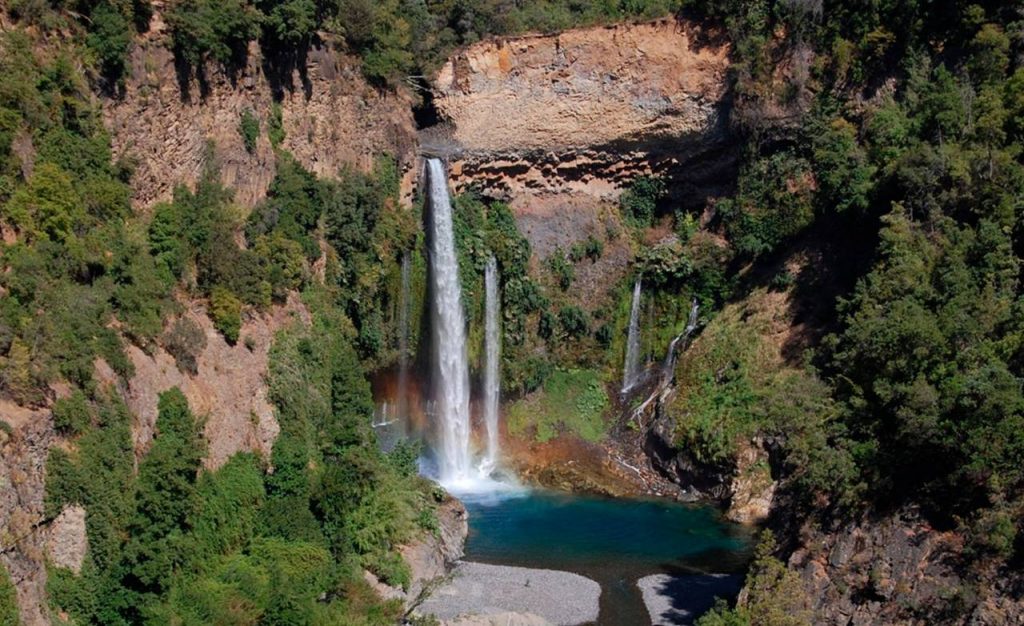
[2,0,1024,623]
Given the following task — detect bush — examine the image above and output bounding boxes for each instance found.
[239,109,259,154]
[52,390,92,436]
[558,305,589,339]
[210,287,242,344]
[163,316,207,374]
[546,248,574,291]
[167,0,262,68]
[619,176,666,228]
[0,564,18,626]
[268,102,285,147]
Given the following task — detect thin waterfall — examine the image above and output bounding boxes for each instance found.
[660,298,700,386]
[632,297,701,422]
[425,158,472,484]
[397,252,411,433]
[621,278,643,394]
[480,256,501,474]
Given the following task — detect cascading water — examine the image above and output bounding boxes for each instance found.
[397,252,411,432]
[621,278,643,394]
[426,158,472,485]
[631,297,701,421]
[479,256,501,475]
[660,298,700,386]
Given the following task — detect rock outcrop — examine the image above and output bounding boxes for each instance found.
[97,295,309,469]
[0,402,53,626]
[430,19,733,205]
[44,506,87,574]
[365,494,468,606]
[787,510,1024,625]
[105,21,417,210]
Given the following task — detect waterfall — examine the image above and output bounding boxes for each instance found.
[425,158,472,484]
[621,278,643,394]
[480,256,501,474]
[660,298,700,386]
[632,297,701,422]
[397,252,411,433]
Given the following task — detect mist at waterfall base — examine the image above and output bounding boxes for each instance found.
[371,160,752,623]
[376,158,514,495]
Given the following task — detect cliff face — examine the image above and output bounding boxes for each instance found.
[430,19,733,204]
[0,297,310,625]
[105,24,417,211]
[787,511,1024,625]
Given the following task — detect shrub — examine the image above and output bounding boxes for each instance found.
[163,316,207,375]
[210,287,242,344]
[268,102,285,147]
[0,564,18,626]
[52,390,92,436]
[558,305,589,339]
[619,176,666,228]
[239,109,259,154]
[546,248,574,291]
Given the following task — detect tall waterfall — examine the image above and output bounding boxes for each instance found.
[480,256,501,474]
[397,252,411,432]
[621,278,643,393]
[426,159,472,484]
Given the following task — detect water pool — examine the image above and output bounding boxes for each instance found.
[458,489,755,625]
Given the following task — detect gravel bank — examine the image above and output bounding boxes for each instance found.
[417,561,601,625]
[637,573,743,625]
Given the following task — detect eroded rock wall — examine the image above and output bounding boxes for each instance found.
[787,511,1024,625]
[105,19,417,211]
[0,402,53,626]
[431,19,733,204]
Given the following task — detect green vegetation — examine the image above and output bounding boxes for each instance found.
[507,368,609,443]
[667,0,1024,575]
[267,103,285,147]
[0,563,17,626]
[42,314,437,623]
[546,248,575,291]
[6,0,684,88]
[697,532,811,626]
[619,175,667,228]
[0,33,170,404]
[238,109,260,154]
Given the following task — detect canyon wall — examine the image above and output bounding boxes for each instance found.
[104,14,418,211]
[787,511,1024,625]
[430,18,733,206]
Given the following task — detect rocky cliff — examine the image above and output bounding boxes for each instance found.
[104,14,418,211]
[430,19,733,206]
[785,510,1024,625]
[0,297,310,625]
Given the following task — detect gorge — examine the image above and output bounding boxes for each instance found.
[2,2,1024,626]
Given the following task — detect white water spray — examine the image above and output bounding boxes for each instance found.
[622,278,643,393]
[480,256,501,475]
[426,159,472,484]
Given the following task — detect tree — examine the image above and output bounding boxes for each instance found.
[210,286,242,344]
[4,163,84,242]
[122,388,204,596]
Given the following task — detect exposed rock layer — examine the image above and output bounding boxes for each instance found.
[430,19,734,204]
[0,402,52,626]
[105,36,417,210]
[788,511,1024,625]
